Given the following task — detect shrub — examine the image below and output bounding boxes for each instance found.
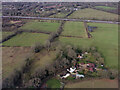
[32,42,43,53]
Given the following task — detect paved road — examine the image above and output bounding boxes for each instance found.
[2,16,119,24]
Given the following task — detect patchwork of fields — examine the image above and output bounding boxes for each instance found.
[68,8,118,21]
[2,7,118,88]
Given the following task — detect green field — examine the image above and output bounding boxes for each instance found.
[2,32,49,46]
[0,32,14,41]
[65,79,118,88]
[95,6,116,10]
[50,12,69,18]
[60,23,118,69]
[68,8,118,21]
[20,20,60,32]
[61,21,87,38]
[46,78,61,88]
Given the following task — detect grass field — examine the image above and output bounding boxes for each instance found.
[49,12,69,18]
[20,20,60,32]
[2,47,31,79]
[0,32,14,41]
[46,78,61,88]
[30,50,57,74]
[68,8,118,21]
[65,79,118,88]
[61,21,87,38]
[59,23,118,69]
[2,32,49,46]
[95,6,116,10]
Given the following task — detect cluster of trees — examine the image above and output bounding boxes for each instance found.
[2,18,26,31]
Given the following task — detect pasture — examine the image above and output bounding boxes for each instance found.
[49,12,69,18]
[20,20,60,32]
[59,22,118,69]
[2,47,32,79]
[61,21,87,38]
[2,32,49,46]
[68,8,118,21]
[95,6,116,10]
[1,32,14,41]
[65,79,118,88]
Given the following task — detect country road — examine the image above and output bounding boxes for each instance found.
[1,16,119,24]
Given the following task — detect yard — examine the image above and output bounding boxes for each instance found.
[61,21,87,38]
[59,22,118,69]
[68,8,118,21]
[65,79,118,88]
[19,20,60,32]
[95,6,116,10]
[2,32,49,46]
[2,47,32,79]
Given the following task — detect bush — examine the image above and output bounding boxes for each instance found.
[32,43,43,53]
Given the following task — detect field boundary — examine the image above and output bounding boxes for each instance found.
[84,22,92,38]
[1,31,23,43]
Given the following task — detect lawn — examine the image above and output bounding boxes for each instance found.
[61,21,87,38]
[20,20,60,32]
[2,47,31,79]
[65,79,118,88]
[2,32,49,46]
[59,23,118,69]
[95,6,116,10]
[46,78,61,88]
[68,8,118,21]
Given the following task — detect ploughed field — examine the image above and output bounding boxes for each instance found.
[65,79,118,88]
[68,8,118,21]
